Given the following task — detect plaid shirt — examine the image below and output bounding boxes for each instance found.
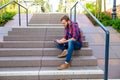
[63,22,82,43]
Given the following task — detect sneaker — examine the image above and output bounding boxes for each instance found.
[58,50,67,58]
[57,63,70,70]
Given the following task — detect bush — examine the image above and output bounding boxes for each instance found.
[85,3,120,32]
[102,20,114,26]
[0,11,16,26]
[2,12,16,21]
[112,19,120,32]
[0,19,5,26]
[85,2,96,15]
[97,13,120,32]
[98,12,112,26]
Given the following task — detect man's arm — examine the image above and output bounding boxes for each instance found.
[60,38,66,41]
[57,38,76,44]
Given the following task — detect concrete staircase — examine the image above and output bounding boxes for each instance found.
[0,13,104,80]
[29,13,67,26]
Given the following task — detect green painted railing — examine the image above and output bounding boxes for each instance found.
[0,0,28,26]
[70,0,110,80]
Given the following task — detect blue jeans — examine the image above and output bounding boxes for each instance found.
[54,40,82,63]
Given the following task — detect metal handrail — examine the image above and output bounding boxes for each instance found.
[70,0,110,80]
[0,0,28,26]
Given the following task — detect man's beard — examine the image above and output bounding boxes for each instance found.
[66,23,69,28]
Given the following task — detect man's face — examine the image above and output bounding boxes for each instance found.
[61,20,68,28]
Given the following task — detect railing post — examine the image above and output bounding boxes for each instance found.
[104,32,110,80]
[18,5,21,26]
[112,0,116,19]
[70,9,72,21]
[26,9,28,26]
[74,5,76,23]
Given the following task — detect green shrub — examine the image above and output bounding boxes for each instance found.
[85,3,120,32]
[0,19,5,26]
[102,20,114,26]
[2,12,16,21]
[85,2,96,15]
[99,12,112,20]
[0,11,16,26]
[98,12,112,26]
[112,19,120,32]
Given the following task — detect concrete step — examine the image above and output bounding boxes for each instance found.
[0,41,88,48]
[45,41,88,48]
[9,29,82,35]
[8,27,83,35]
[0,66,103,80]
[0,56,42,67]
[0,56,97,67]
[11,27,82,32]
[12,28,47,32]
[29,13,66,24]
[29,13,66,19]
[0,67,39,80]
[28,24,63,26]
[29,20,61,24]
[41,56,97,67]
[43,48,92,56]
[12,27,64,31]
[10,29,63,34]
[8,31,47,35]
[4,36,44,41]
[8,30,64,35]
[4,35,85,41]
[39,67,103,79]
[0,48,92,57]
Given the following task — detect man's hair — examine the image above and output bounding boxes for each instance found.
[60,15,70,21]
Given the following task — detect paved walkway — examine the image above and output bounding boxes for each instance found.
[3,14,33,27]
[1,14,120,79]
[81,27,120,79]
[77,14,95,27]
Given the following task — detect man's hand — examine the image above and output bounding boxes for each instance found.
[56,39,64,44]
[56,39,68,44]
[55,38,75,44]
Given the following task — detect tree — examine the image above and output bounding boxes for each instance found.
[34,0,45,6]
[58,0,63,12]
[95,0,102,18]
[45,1,50,12]
[58,0,77,12]
[34,0,45,12]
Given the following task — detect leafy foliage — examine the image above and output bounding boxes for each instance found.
[0,19,5,26]
[0,12,16,26]
[85,2,96,15]
[112,19,120,32]
[98,12,112,26]
[2,12,16,21]
[98,13,120,32]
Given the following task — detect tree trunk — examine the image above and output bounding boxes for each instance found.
[104,0,106,11]
[3,0,7,13]
[95,0,102,18]
[95,0,98,17]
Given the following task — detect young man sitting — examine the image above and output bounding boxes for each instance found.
[54,15,82,70]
